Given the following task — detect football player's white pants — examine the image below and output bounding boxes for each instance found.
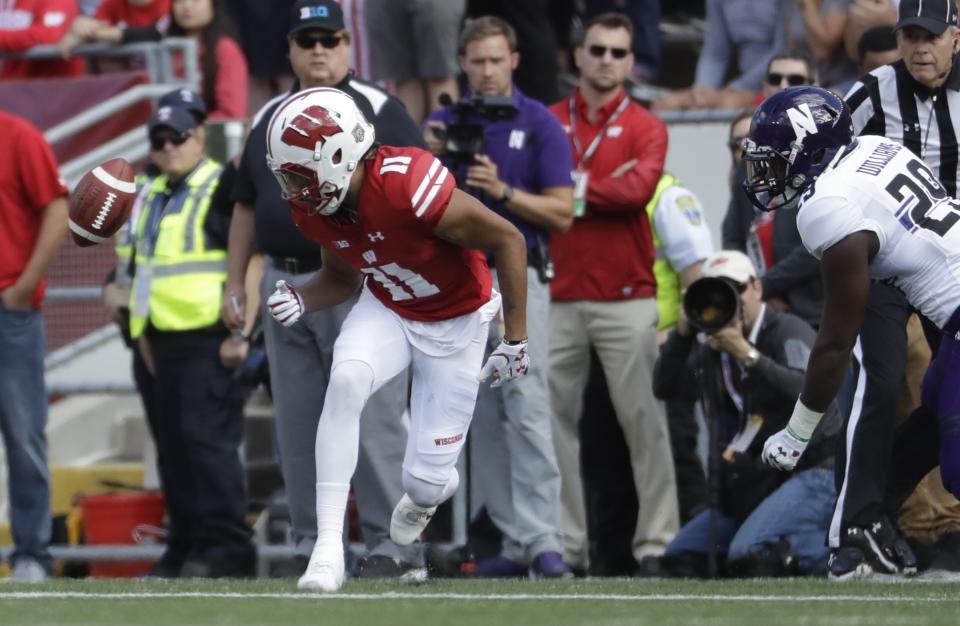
[313,286,498,536]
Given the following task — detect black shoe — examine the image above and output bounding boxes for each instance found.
[828,542,874,581]
[180,546,256,579]
[633,555,662,578]
[354,554,427,582]
[271,554,309,578]
[145,549,186,579]
[424,544,474,578]
[863,517,919,576]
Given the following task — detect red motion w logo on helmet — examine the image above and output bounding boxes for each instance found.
[281,105,343,151]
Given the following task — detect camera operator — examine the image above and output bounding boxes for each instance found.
[423,15,574,578]
[652,250,840,577]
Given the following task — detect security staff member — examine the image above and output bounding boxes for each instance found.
[129,104,254,578]
[424,16,574,579]
[106,88,211,484]
[223,0,426,578]
[646,174,714,523]
[827,0,960,578]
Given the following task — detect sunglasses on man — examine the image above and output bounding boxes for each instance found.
[294,32,346,51]
[766,72,811,87]
[149,130,192,151]
[587,45,629,60]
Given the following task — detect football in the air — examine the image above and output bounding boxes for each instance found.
[68,158,136,247]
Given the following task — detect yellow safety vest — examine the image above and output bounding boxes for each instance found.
[645,173,683,331]
[114,172,154,289]
[129,158,226,339]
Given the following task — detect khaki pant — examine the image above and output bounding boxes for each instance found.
[549,299,679,568]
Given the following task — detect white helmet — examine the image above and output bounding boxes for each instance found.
[265,87,375,216]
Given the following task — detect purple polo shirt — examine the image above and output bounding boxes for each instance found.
[425,87,573,247]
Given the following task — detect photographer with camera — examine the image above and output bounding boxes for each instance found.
[652,250,840,577]
[423,15,574,578]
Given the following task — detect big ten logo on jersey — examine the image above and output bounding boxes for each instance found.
[361,262,439,301]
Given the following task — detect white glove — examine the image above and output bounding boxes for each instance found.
[762,427,809,472]
[478,340,530,388]
[267,280,305,327]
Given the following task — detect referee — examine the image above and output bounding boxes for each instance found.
[834,0,960,579]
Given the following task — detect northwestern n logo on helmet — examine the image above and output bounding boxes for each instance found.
[281,105,343,151]
[787,103,819,141]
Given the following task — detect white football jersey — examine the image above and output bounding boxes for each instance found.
[797,134,960,329]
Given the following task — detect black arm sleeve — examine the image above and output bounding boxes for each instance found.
[746,315,815,398]
[203,162,237,249]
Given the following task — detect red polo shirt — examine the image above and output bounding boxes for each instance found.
[95,0,170,27]
[548,88,667,301]
[0,0,83,79]
[0,112,68,308]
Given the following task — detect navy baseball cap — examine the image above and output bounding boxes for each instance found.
[896,0,959,36]
[148,105,198,135]
[289,0,345,36]
[158,88,207,122]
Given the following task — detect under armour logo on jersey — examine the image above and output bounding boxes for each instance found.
[787,103,818,141]
[368,232,385,242]
[380,155,411,175]
[362,250,377,264]
[508,130,526,149]
[333,240,350,249]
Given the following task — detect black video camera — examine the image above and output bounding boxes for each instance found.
[434,94,518,163]
[682,277,741,333]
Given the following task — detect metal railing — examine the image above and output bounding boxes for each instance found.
[4,38,200,88]
[4,38,201,188]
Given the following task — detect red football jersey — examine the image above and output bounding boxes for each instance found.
[292,146,492,322]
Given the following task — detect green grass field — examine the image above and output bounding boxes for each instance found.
[1,577,958,626]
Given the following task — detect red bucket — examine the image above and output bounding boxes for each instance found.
[80,492,166,577]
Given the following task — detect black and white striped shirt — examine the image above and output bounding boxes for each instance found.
[844,57,960,196]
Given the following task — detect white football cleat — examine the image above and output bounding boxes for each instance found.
[390,494,437,546]
[297,540,345,592]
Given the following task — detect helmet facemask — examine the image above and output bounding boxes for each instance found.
[742,140,804,211]
[269,152,348,217]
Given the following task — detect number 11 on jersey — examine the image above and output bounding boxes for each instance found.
[360,262,441,301]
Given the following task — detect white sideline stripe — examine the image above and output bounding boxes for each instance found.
[91,166,136,194]
[68,219,109,244]
[411,158,440,207]
[0,592,955,603]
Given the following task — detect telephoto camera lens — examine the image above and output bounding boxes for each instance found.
[682,277,740,333]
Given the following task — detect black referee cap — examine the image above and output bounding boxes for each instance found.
[896,0,959,36]
[289,0,345,36]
